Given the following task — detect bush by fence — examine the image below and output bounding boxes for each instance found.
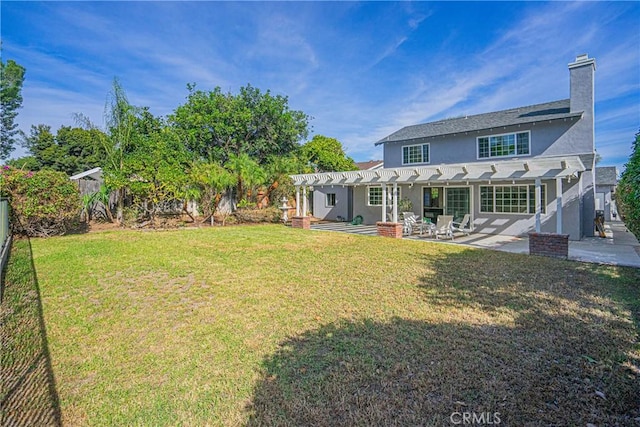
[0,166,81,237]
[617,131,640,238]
[233,207,282,224]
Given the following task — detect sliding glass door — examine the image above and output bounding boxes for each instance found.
[422,187,443,222]
[445,187,471,222]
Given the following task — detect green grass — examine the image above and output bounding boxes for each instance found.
[4,225,639,425]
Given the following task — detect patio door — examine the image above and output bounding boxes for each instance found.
[445,187,471,222]
[422,187,444,223]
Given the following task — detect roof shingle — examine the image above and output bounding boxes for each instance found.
[595,166,618,185]
[376,99,582,145]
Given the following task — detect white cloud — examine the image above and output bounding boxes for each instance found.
[3,0,638,168]
[341,1,638,161]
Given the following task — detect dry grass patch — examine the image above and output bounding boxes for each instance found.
[7,225,638,425]
[1,239,61,426]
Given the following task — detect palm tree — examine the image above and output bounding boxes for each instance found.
[103,78,139,225]
[224,153,266,204]
[260,155,303,206]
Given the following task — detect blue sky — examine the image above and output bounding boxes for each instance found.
[1,1,638,173]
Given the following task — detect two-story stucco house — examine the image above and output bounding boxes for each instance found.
[291,54,598,240]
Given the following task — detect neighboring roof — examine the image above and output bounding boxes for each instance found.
[356,160,384,170]
[376,99,583,145]
[595,166,618,186]
[291,155,586,187]
[70,167,102,181]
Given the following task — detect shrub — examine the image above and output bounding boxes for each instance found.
[398,197,413,214]
[617,131,640,238]
[0,166,81,237]
[233,207,281,224]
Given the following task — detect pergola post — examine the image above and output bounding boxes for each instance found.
[381,184,387,222]
[295,187,300,217]
[392,182,398,223]
[302,186,308,216]
[535,178,542,232]
[556,177,563,233]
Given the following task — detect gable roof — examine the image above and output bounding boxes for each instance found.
[376,99,583,145]
[595,166,618,186]
[356,160,384,170]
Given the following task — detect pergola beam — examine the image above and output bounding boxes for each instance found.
[289,156,586,187]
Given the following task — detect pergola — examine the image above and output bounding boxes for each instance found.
[290,155,586,234]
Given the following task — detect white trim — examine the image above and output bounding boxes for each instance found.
[556,178,563,233]
[392,183,398,223]
[476,130,531,160]
[444,186,474,223]
[366,185,401,206]
[535,178,542,232]
[479,183,547,215]
[302,186,308,216]
[401,143,430,165]
[381,184,387,222]
[419,185,473,219]
[325,192,336,208]
[291,155,586,187]
[70,167,102,181]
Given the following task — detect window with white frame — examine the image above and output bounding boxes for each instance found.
[367,186,401,206]
[480,184,546,214]
[326,193,336,207]
[402,143,430,165]
[478,131,530,159]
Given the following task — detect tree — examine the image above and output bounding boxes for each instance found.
[170,84,310,164]
[616,130,640,237]
[20,124,58,166]
[0,58,26,159]
[300,135,357,172]
[225,152,266,204]
[53,126,107,174]
[102,78,140,224]
[6,155,41,171]
[14,124,107,175]
[121,110,192,224]
[189,160,236,224]
[262,154,305,206]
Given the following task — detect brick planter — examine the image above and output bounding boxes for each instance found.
[528,232,569,259]
[377,222,403,239]
[291,216,311,230]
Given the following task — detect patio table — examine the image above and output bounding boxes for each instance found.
[419,220,436,237]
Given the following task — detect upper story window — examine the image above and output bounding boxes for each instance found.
[478,131,530,159]
[402,143,430,165]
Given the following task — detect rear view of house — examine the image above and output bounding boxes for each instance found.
[292,54,598,240]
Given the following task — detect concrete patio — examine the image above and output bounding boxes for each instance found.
[310,219,640,268]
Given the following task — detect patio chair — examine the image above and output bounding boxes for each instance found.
[434,215,454,240]
[451,214,473,236]
[402,212,418,235]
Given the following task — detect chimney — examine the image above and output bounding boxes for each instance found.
[568,53,596,114]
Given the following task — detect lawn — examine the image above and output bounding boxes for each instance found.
[2,225,639,426]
